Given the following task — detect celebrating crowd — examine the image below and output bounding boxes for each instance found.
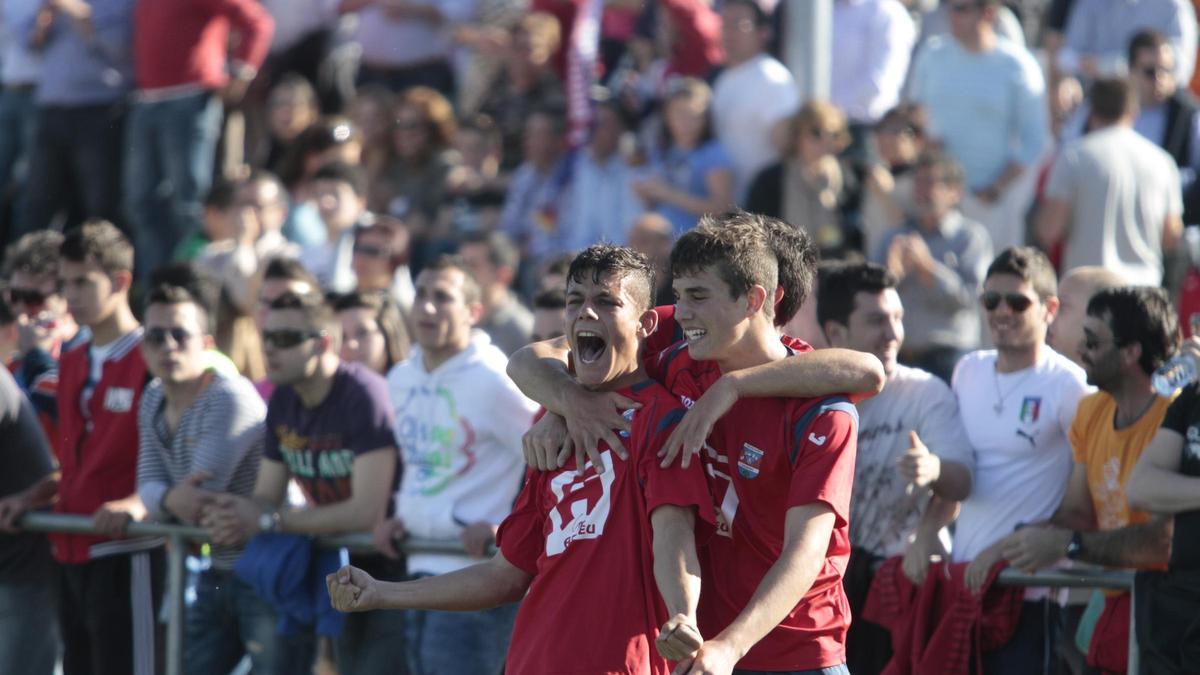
[1,0,1200,674]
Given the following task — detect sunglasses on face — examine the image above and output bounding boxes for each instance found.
[353,243,391,259]
[262,329,325,350]
[145,327,197,348]
[7,287,49,306]
[980,292,1035,312]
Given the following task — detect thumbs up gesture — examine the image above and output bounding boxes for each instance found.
[896,431,941,489]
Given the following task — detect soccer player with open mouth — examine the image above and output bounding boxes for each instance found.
[328,245,715,674]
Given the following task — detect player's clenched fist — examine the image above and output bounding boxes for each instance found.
[326,565,380,613]
[656,613,703,661]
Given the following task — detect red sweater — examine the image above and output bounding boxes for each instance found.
[862,557,1025,675]
[53,330,150,564]
[134,0,274,92]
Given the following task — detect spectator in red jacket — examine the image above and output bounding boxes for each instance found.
[0,221,158,675]
[125,0,274,285]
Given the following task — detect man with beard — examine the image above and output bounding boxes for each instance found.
[995,286,1176,674]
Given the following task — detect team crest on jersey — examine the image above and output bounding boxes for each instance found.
[619,408,635,438]
[1019,397,1041,424]
[737,443,764,480]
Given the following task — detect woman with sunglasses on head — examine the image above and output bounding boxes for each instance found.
[745,100,858,257]
[331,291,411,377]
[632,76,734,237]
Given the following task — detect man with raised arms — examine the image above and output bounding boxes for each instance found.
[328,245,716,674]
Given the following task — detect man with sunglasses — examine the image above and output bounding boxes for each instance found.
[204,288,404,673]
[996,286,1176,674]
[935,247,1090,674]
[133,271,285,674]
[873,149,992,383]
[2,230,87,451]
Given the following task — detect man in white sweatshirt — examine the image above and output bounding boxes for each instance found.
[378,254,537,674]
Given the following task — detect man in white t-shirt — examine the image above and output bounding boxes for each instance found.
[941,247,1090,675]
[376,255,538,674]
[711,0,800,201]
[817,261,974,675]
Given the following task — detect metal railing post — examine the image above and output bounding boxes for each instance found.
[1128,579,1139,675]
[165,534,186,675]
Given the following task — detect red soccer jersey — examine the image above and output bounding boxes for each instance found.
[498,380,715,675]
[660,346,858,671]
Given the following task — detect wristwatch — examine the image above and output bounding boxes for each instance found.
[257,509,282,534]
[1065,530,1083,559]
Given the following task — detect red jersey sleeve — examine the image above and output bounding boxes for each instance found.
[497,468,546,576]
[636,395,716,539]
[786,398,859,528]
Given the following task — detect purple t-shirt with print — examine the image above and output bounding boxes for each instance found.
[265,361,398,505]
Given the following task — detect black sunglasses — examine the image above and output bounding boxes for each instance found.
[145,327,197,347]
[980,292,1034,313]
[353,243,391,259]
[7,287,49,306]
[262,329,325,349]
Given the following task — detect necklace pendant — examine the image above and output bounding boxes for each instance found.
[993,401,1004,415]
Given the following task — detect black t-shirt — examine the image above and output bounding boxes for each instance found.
[0,369,55,582]
[1159,382,1200,570]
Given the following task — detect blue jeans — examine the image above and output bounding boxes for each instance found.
[0,580,58,675]
[22,103,125,235]
[982,599,1059,675]
[0,85,37,239]
[122,91,222,283]
[734,666,850,675]
[404,601,518,675]
[185,568,294,675]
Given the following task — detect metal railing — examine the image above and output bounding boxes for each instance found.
[18,513,1139,675]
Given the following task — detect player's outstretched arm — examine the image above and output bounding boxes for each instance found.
[326,552,533,614]
[651,505,704,662]
[674,503,836,675]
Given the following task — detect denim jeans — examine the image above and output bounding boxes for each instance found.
[404,601,519,675]
[122,91,222,283]
[982,599,1060,675]
[734,665,850,675]
[0,85,37,241]
[0,580,58,675]
[185,568,294,675]
[22,103,125,235]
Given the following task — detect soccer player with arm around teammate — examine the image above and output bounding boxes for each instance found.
[329,245,716,674]
[509,212,883,473]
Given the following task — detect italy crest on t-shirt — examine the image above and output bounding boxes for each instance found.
[738,443,764,480]
[1019,397,1041,424]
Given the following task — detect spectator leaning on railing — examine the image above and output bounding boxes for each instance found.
[133,268,284,675]
[203,288,403,675]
